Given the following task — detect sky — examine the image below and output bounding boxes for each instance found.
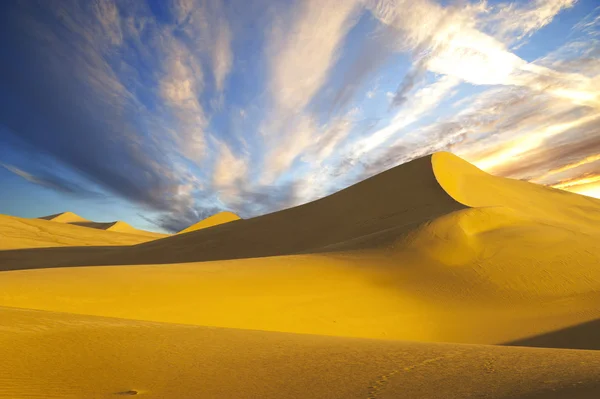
[0,0,598,233]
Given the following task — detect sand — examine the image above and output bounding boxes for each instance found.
[2,152,600,398]
[177,210,241,234]
[0,214,163,250]
[39,211,167,239]
[2,306,600,399]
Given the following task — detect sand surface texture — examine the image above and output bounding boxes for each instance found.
[1,152,600,398]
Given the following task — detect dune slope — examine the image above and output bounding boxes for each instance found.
[38,212,167,239]
[178,211,241,234]
[433,152,600,231]
[0,214,161,249]
[2,306,600,399]
[76,154,468,265]
[38,211,90,224]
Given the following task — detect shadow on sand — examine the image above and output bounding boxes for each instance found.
[0,245,130,271]
[504,318,600,351]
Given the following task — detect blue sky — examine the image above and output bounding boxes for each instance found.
[0,0,599,233]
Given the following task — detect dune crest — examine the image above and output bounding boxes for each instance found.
[178,211,241,234]
[38,212,167,239]
[38,211,89,224]
[432,152,600,231]
[0,214,161,249]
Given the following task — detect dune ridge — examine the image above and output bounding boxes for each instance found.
[178,211,241,234]
[38,211,89,224]
[0,214,162,249]
[38,211,167,239]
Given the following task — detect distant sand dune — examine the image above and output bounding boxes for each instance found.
[38,211,167,239]
[178,211,240,234]
[3,152,600,397]
[0,214,161,249]
[38,211,90,223]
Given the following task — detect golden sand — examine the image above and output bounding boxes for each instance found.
[2,152,600,398]
[177,210,241,234]
[0,214,163,250]
[39,211,167,239]
[2,306,600,399]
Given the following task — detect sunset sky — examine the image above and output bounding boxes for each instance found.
[0,0,598,233]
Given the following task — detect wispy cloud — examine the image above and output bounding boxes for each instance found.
[0,0,236,230]
[172,0,233,93]
[258,0,362,184]
[483,0,577,44]
[1,163,104,198]
[267,0,361,112]
[158,40,207,159]
[352,75,460,157]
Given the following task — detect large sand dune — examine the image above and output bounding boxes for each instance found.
[2,152,600,397]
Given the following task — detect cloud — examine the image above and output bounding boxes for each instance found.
[172,0,234,92]
[552,172,600,190]
[323,23,398,115]
[258,0,363,184]
[211,140,249,203]
[158,40,207,159]
[335,0,597,180]
[344,9,600,194]
[556,176,600,198]
[367,0,596,107]
[352,75,460,157]
[1,163,104,198]
[267,0,362,112]
[1,0,599,234]
[0,0,232,227]
[212,23,233,92]
[482,0,577,44]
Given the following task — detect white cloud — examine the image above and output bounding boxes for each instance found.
[212,141,249,203]
[92,0,124,46]
[159,41,207,160]
[353,75,460,156]
[212,23,233,92]
[260,115,317,184]
[483,0,577,43]
[173,0,234,92]
[366,0,591,96]
[351,0,597,160]
[258,0,363,184]
[267,0,361,112]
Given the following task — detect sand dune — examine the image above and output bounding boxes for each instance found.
[2,152,600,397]
[178,211,241,234]
[2,306,600,399]
[39,211,167,239]
[0,214,162,249]
[38,211,90,223]
[3,154,464,266]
